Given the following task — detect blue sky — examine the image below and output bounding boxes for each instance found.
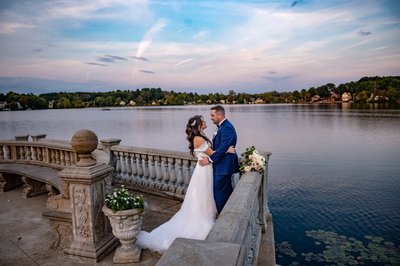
[0,0,399,94]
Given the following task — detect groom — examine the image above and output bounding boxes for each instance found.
[199,105,239,214]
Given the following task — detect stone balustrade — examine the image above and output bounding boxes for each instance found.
[0,138,77,170]
[102,142,197,199]
[158,153,275,266]
[0,133,275,265]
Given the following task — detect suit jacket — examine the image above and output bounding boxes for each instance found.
[210,119,239,175]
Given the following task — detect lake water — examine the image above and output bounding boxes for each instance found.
[1,104,399,265]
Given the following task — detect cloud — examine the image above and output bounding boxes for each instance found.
[86,62,107,67]
[0,76,109,94]
[262,75,293,82]
[139,70,155,74]
[135,18,169,58]
[268,71,277,74]
[291,1,301,7]
[174,58,195,67]
[105,55,127,61]
[97,55,127,63]
[33,48,42,53]
[132,56,149,61]
[357,30,372,36]
[192,30,209,40]
[0,22,34,34]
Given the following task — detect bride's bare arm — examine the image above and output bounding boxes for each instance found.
[194,137,235,156]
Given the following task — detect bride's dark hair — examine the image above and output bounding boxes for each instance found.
[186,115,211,156]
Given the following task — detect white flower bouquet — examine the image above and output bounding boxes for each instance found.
[239,146,266,174]
[105,185,144,213]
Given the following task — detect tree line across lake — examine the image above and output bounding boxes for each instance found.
[1,76,399,110]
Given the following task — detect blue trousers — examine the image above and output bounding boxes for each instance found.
[213,174,233,214]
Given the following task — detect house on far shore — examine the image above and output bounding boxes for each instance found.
[310,95,321,103]
[342,92,352,102]
[330,92,340,103]
[0,101,7,110]
[254,98,265,104]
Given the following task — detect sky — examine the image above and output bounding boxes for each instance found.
[0,0,399,94]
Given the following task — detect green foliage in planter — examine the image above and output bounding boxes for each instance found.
[105,185,144,213]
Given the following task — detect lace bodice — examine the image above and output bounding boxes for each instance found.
[194,141,210,160]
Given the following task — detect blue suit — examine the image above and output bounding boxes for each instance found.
[210,119,239,213]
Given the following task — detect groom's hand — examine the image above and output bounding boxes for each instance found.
[198,157,210,167]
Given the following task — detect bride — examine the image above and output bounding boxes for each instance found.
[135,115,236,254]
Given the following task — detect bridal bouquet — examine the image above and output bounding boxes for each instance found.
[239,146,266,174]
[105,185,144,213]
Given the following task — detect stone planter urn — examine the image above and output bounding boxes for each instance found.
[102,205,143,263]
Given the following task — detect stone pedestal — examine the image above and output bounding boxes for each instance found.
[15,135,29,141]
[31,134,47,141]
[0,173,22,192]
[100,138,121,194]
[60,164,118,261]
[59,129,118,261]
[22,176,47,198]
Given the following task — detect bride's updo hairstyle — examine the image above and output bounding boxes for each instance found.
[186,115,211,156]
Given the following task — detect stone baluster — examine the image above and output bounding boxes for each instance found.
[176,159,184,195]
[43,147,48,164]
[148,155,156,189]
[31,146,37,161]
[183,159,191,189]
[60,150,65,166]
[125,153,132,182]
[56,150,61,165]
[18,146,25,160]
[115,151,121,181]
[143,154,149,186]
[25,146,32,160]
[154,156,162,189]
[161,157,169,191]
[65,151,71,166]
[120,152,127,181]
[137,154,143,185]
[61,129,117,261]
[36,147,42,161]
[51,149,56,164]
[131,153,137,180]
[4,146,10,160]
[0,145,4,160]
[167,158,176,193]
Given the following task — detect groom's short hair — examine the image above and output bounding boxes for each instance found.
[211,105,225,116]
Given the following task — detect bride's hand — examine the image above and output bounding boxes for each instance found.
[226,146,236,154]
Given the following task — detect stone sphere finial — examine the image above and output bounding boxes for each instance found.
[71,129,98,166]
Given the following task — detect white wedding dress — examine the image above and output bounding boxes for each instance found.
[135,141,217,254]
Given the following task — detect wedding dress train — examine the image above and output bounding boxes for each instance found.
[135,141,217,254]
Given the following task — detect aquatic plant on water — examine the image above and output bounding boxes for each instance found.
[276,230,400,266]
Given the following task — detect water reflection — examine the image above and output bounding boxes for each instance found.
[1,104,399,265]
